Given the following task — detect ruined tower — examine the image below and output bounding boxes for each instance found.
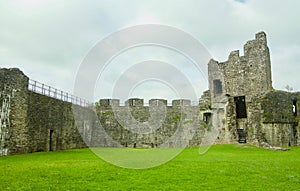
[208,32,273,144]
[208,32,300,146]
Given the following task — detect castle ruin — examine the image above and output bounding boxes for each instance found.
[0,31,299,156]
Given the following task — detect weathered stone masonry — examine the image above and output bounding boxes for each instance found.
[0,68,93,155]
[208,32,300,147]
[0,69,205,155]
[0,69,28,155]
[1,31,300,156]
[94,98,204,148]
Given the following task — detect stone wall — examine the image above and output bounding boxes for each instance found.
[95,98,205,148]
[262,91,299,123]
[261,90,300,146]
[0,68,212,155]
[0,68,94,156]
[0,68,28,155]
[26,92,90,153]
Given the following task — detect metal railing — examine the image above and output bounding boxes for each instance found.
[28,79,90,107]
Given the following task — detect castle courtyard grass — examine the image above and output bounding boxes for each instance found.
[0,144,300,190]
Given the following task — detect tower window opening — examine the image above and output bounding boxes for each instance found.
[203,112,212,124]
[213,79,223,94]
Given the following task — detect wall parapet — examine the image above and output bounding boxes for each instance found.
[98,98,197,107]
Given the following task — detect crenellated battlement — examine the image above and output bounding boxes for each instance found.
[149,99,168,106]
[98,98,195,107]
[99,99,120,107]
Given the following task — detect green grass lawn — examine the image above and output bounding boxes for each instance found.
[0,144,300,191]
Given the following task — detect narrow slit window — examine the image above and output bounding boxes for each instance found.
[234,96,247,118]
[293,99,297,116]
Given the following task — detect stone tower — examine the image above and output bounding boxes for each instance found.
[208,32,274,144]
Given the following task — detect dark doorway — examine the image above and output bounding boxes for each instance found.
[49,129,54,151]
[234,96,247,118]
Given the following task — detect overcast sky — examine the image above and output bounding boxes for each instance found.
[1,0,300,103]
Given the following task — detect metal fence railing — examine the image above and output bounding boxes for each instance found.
[28,79,90,107]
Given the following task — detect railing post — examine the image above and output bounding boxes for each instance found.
[34,80,36,92]
[42,84,44,95]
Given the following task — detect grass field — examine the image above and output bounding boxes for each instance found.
[0,144,300,191]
